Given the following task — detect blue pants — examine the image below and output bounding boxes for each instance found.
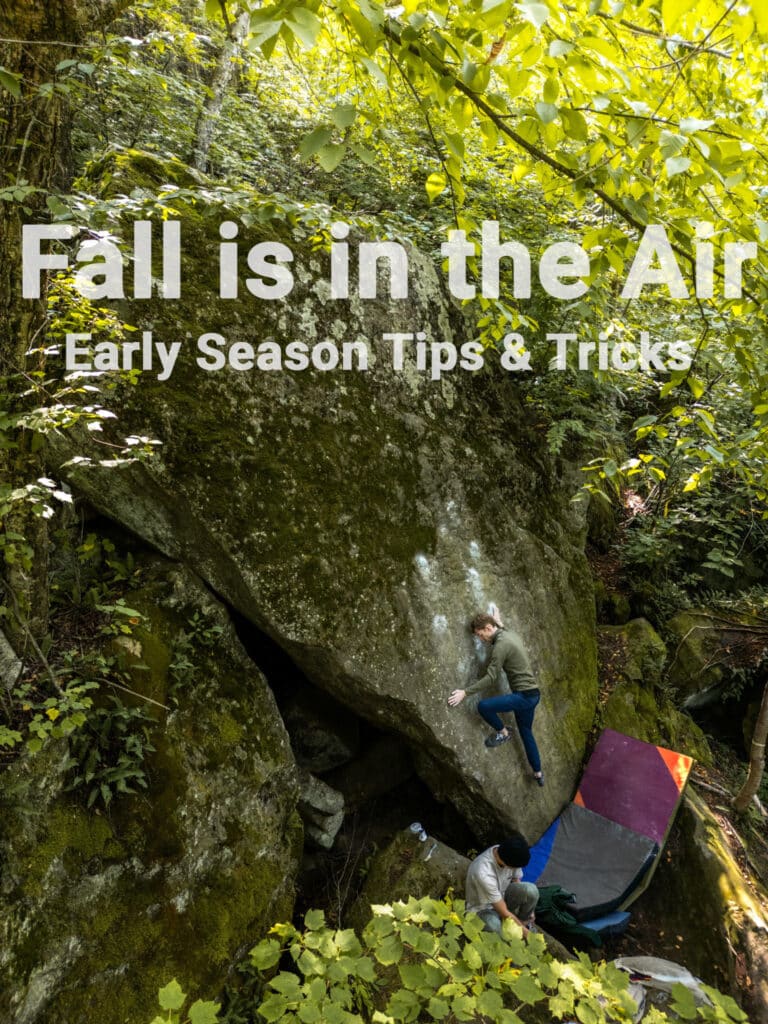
[477,691,541,773]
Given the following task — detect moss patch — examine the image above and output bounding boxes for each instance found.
[602,680,712,765]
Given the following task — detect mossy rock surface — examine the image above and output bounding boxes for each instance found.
[665,609,765,706]
[348,829,471,933]
[602,680,712,765]
[665,610,727,701]
[0,561,300,1024]
[599,618,667,685]
[48,150,598,843]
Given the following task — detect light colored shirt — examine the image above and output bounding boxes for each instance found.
[465,846,523,915]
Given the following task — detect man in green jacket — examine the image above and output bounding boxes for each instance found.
[448,612,544,785]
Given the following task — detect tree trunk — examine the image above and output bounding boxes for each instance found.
[191,8,249,172]
[0,0,133,645]
[733,679,768,813]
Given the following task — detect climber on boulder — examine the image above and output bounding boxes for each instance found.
[448,610,544,785]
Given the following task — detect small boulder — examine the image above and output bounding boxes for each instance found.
[665,611,727,703]
[599,618,667,686]
[298,771,345,850]
[347,828,469,932]
[602,681,712,765]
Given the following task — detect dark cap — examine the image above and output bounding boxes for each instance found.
[497,833,530,868]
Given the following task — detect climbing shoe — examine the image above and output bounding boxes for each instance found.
[484,732,511,748]
[534,772,545,787]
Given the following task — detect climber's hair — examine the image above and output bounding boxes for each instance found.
[470,613,498,633]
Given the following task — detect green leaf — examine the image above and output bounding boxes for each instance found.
[386,988,421,1018]
[543,76,559,103]
[287,8,323,49]
[0,67,22,98]
[188,1000,221,1024]
[683,471,701,492]
[298,127,333,159]
[510,972,545,1004]
[317,143,346,171]
[476,989,504,1015]
[535,101,558,124]
[575,1001,600,1024]
[257,994,289,1022]
[562,109,588,141]
[335,929,361,955]
[399,961,430,989]
[270,973,302,998]
[517,2,550,28]
[375,933,403,964]
[666,156,691,177]
[304,908,325,931]
[687,375,705,399]
[662,0,697,31]
[427,995,450,1019]
[549,40,574,57]
[753,1,768,33]
[297,1002,321,1023]
[297,948,325,976]
[350,143,376,165]
[158,979,186,1011]
[669,982,698,1020]
[330,103,357,129]
[703,985,749,1021]
[426,172,447,202]
[250,938,281,970]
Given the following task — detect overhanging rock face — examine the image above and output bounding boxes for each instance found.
[49,154,598,842]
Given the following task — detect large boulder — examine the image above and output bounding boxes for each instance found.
[0,562,301,1024]
[665,611,727,704]
[48,152,597,844]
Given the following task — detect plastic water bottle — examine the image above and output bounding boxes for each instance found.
[409,822,428,842]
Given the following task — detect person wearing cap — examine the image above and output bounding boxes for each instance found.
[464,833,539,935]
[447,610,544,786]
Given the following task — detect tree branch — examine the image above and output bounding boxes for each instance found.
[379,19,761,307]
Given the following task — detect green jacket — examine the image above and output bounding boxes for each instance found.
[465,627,538,696]
[534,885,602,948]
